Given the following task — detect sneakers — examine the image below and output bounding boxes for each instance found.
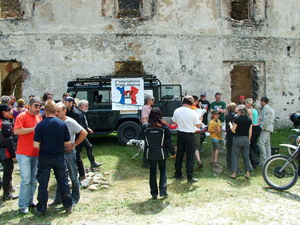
[187,178,198,183]
[19,207,29,215]
[151,195,157,200]
[2,194,18,201]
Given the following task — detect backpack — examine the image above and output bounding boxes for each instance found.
[144,127,166,160]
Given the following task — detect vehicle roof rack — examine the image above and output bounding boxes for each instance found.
[67,74,160,88]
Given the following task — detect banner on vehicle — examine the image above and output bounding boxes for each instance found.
[111,78,144,110]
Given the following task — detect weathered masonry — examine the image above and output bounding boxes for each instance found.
[0,0,299,127]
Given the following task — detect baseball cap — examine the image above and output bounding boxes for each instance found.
[64,97,75,103]
[239,96,245,101]
[200,91,207,96]
[0,104,11,112]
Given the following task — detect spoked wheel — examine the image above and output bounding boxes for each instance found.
[262,154,298,191]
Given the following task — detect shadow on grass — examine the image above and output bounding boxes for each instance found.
[263,187,300,202]
[128,198,170,215]
[168,179,199,193]
[0,206,70,225]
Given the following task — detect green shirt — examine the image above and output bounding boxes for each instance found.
[210,101,226,122]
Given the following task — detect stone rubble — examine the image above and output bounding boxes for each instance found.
[81,169,111,191]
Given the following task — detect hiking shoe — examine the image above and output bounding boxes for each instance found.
[65,206,73,214]
[2,194,18,201]
[91,162,102,168]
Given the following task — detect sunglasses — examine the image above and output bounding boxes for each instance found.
[33,104,42,108]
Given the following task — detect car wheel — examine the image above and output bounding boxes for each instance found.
[117,121,141,145]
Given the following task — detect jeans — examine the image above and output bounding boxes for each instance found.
[259,130,271,164]
[55,150,80,204]
[149,160,167,197]
[1,158,14,196]
[231,136,253,172]
[175,132,195,179]
[16,154,38,209]
[36,156,73,212]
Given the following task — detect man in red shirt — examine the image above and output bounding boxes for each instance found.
[14,97,42,215]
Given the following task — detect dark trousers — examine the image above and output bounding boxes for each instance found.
[231,136,253,172]
[75,143,86,178]
[199,133,206,151]
[249,126,261,166]
[175,132,195,179]
[226,131,234,169]
[36,156,73,212]
[149,159,167,197]
[1,158,14,196]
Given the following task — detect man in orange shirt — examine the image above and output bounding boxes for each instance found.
[14,97,42,215]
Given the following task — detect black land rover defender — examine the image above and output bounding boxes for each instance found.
[67,74,182,144]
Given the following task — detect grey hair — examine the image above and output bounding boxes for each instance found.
[144,95,154,105]
[29,97,41,105]
[78,99,89,108]
[237,105,248,116]
[56,102,67,111]
[0,95,11,104]
[245,98,253,105]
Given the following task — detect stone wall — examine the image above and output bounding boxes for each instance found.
[0,0,299,127]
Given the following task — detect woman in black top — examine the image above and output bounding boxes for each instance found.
[141,108,175,199]
[230,105,253,179]
[225,102,237,169]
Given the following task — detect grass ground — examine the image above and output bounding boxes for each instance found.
[0,128,299,225]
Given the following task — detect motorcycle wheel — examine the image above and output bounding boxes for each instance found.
[262,154,298,191]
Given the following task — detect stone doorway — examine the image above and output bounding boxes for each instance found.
[230,65,253,103]
[0,61,29,99]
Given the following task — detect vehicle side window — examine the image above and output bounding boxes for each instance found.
[75,91,88,100]
[161,85,181,101]
[93,90,110,105]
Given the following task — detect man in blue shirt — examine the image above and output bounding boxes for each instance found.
[33,100,73,215]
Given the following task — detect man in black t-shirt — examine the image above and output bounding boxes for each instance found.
[33,100,73,215]
[199,92,210,153]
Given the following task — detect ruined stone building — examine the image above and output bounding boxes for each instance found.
[0,0,299,127]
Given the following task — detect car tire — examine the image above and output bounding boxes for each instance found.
[117,121,141,145]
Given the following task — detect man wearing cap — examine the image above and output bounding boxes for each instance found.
[63,97,86,179]
[14,97,42,214]
[172,96,202,183]
[238,96,246,105]
[0,104,18,201]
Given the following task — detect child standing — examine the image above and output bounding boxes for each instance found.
[208,111,222,167]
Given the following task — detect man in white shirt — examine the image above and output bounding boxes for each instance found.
[172,96,202,183]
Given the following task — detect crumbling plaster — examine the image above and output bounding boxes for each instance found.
[0,0,299,127]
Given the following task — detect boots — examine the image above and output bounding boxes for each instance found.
[89,156,102,168]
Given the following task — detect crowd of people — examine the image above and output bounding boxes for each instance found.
[0,91,275,211]
[141,92,275,199]
[0,93,101,215]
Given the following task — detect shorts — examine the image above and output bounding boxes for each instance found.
[212,139,220,150]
